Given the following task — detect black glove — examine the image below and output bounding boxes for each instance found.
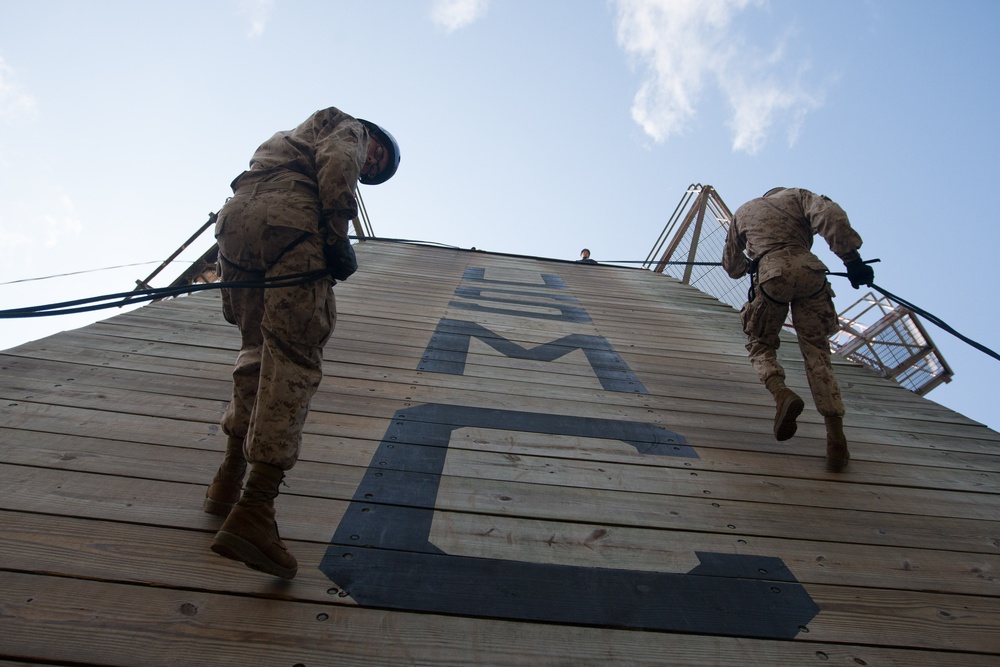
[844,258,874,289]
[324,237,358,281]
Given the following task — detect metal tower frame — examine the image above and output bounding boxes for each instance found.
[829,292,953,395]
[643,184,749,312]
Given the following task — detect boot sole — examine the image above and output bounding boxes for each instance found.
[211,531,298,580]
[774,395,805,441]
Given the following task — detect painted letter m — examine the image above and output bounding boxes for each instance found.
[418,318,647,394]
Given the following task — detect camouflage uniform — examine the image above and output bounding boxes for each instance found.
[723,188,863,418]
[215,107,368,470]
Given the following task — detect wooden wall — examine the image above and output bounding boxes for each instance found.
[1,240,998,665]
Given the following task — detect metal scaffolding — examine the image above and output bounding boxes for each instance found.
[829,292,952,395]
[643,184,749,312]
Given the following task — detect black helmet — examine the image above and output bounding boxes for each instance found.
[357,118,400,185]
[762,186,787,197]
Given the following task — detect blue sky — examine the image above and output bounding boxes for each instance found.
[1,0,998,431]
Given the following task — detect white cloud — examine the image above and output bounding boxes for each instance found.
[236,0,274,38]
[614,0,823,155]
[0,56,37,121]
[432,0,489,33]
[725,74,823,154]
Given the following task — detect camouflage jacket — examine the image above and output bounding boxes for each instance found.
[723,187,863,279]
[230,107,368,236]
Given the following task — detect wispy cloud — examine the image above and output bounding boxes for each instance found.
[236,0,273,38]
[432,0,489,33]
[614,0,823,154]
[0,56,37,121]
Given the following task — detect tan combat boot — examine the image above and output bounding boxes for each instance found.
[211,462,298,580]
[824,415,850,472]
[203,435,247,517]
[765,377,805,442]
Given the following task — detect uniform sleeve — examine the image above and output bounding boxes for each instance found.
[799,190,863,262]
[313,114,368,239]
[722,217,749,279]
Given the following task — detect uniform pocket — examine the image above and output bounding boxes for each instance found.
[740,298,767,336]
[264,279,335,348]
[264,192,321,233]
[757,263,783,283]
[801,254,830,273]
[741,293,787,347]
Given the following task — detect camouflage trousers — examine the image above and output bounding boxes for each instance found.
[740,251,844,417]
[215,187,336,470]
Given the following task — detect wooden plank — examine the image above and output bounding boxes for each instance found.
[7,324,976,433]
[6,395,998,496]
[4,363,999,483]
[5,360,998,470]
[3,344,967,456]
[426,510,1000,597]
[2,422,997,525]
[7,504,994,602]
[6,570,996,666]
[9,283,992,441]
[2,387,998,509]
[3,492,999,655]
[0,339,983,451]
[2,456,997,558]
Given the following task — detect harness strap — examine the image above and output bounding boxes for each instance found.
[235,179,318,197]
[748,254,828,305]
[218,230,315,278]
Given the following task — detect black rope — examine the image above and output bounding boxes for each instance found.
[600,260,725,265]
[823,273,1000,363]
[0,269,330,319]
[873,283,1000,359]
[0,235,454,320]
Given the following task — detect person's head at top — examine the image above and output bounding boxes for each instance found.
[357,119,401,186]
[580,248,591,260]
